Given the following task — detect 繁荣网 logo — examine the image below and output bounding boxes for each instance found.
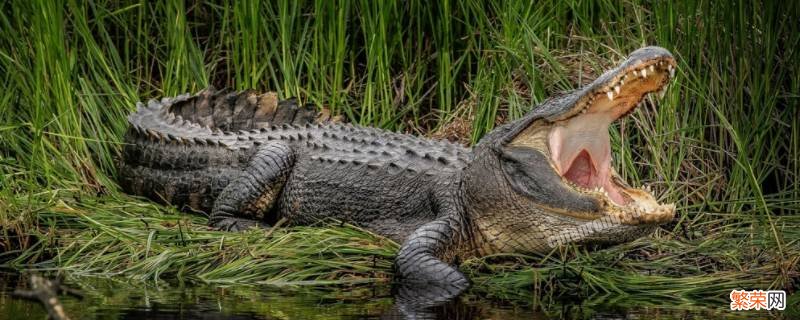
[730,290,786,311]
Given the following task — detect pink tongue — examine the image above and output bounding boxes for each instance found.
[603,178,627,205]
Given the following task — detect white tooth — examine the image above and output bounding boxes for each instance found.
[620,79,625,85]
[614,86,621,94]
[607,91,614,101]
[649,65,655,73]
[669,67,675,78]
[641,69,647,78]
[658,88,667,99]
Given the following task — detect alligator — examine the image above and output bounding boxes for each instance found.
[119,46,677,287]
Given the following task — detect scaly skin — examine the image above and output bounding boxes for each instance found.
[120,47,678,292]
[120,87,474,288]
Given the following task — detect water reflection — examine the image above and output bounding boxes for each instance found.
[386,280,472,319]
[0,272,757,319]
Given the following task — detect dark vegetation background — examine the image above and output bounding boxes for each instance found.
[0,0,798,314]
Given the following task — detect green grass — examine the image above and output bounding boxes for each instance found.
[1,0,798,312]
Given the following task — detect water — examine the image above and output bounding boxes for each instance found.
[0,272,775,319]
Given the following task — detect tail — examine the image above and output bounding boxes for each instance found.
[120,87,321,211]
[133,86,320,133]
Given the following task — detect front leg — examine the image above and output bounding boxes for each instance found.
[394,214,470,288]
[210,142,294,231]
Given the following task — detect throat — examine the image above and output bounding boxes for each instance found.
[563,150,600,188]
[549,112,614,184]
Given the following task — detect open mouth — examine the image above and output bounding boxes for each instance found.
[548,55,677,224]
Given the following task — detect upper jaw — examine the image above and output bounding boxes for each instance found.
[547,46,677,122]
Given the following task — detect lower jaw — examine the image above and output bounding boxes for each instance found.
[566,177,630,206]
[602,180,628,205]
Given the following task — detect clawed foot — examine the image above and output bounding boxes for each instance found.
[211,218,270,232]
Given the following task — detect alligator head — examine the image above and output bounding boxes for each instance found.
[464,46,677,254]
